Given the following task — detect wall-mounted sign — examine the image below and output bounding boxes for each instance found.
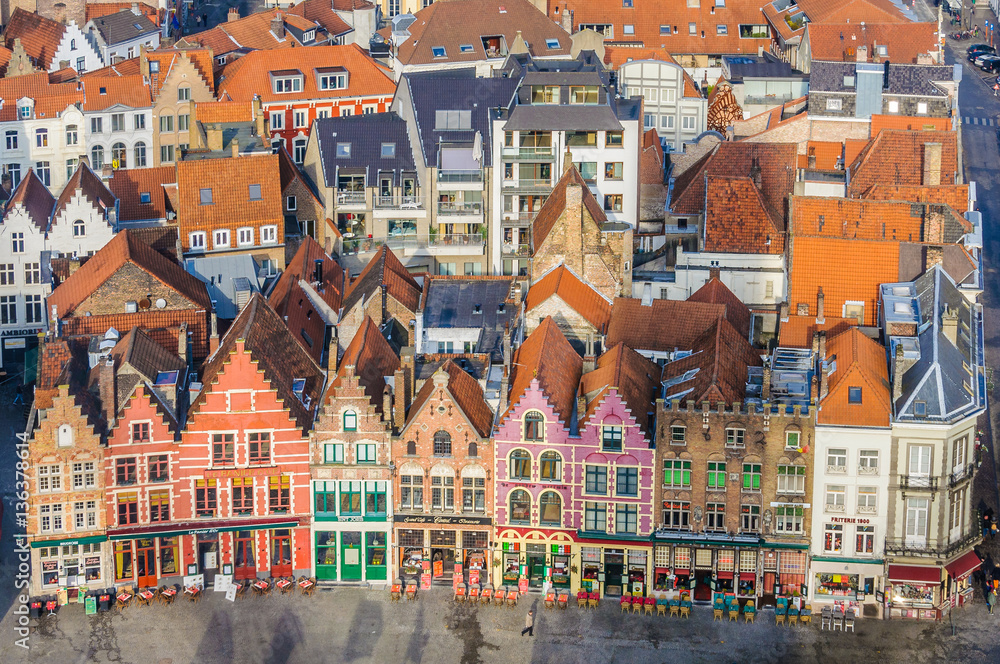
[393,514,492,526]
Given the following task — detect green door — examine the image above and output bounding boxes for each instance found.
[315,532,337,580]
[341,531,362,581]
[365,532,387,581]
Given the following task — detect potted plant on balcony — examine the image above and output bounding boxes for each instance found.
[428,226,439,244]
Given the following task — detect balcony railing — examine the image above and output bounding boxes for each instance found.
[501,145,555,160]
[856,505,877,515]
[858,465,880,476]
[824,503,846,514]
[884,529,981,558]
[502,178,553,191]
[336,190,366,205]
[826,465,847,475]
[502,212,537,227]
[437,202,483,216]
[898,475,939,491]
[438,169,482,183]
[501,243,531,257]
[374,195,425,210]
[949,464,976,487]
[342,233,484,255]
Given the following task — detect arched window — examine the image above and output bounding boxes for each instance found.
[468,441,478,458]
[406,440,416,456]
[524,411,544,441]
[510,489,530,524]
[111,142,127,168]
[433,431,451,456]
[343,410,357,431]
[539,451,562,481]
[72,220,86,237]
[91,145,104,170]
[602,417,623,452]
[134,141,147,167]
[509,449,531,480]
[57,423,73,447]
[539,491,561,525]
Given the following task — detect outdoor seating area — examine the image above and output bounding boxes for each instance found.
[775,597,814,628]
[819,605,854,632]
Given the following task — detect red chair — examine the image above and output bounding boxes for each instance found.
[544,592,556,609]
[620,596,631,613]
[588,592,599,609]
[631,596,644,614]
[493,589,506,607]
[577,591,588,608]
[644,597,655,616]
[469,586,480,601]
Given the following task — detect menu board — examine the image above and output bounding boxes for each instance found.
[433,560,444,578]
[518,578,529,595]
[469,570,480,586]
[420,573,432,590]
[85,595,97,615]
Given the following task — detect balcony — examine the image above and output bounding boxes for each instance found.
[826,465,847,475]
[342,233,484,258]
[949,464,976,487]
[824,503,846,514]
[856,505,877,515]
[374,195,425,210]
[858,465,880,476]
[336,190,366,206]
[501,145,555,160]
[501,243,531,257]
[501,212,537,227]
[502,178,553,192]
[898,475,939,491]
[437,201,483,217]
[884,529,981,558]
[437,169,483,190]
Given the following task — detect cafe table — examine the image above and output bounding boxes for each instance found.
[184,586,202,603]
[276,578,294,594]
[116,592,132,613]
[159,587,177,606]
[137,589,156,607]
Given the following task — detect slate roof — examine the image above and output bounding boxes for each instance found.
[819,327,891,427]
[687,277,752,340]
[532,164,607,249]
[503,102,629,132]
[3,9,66,71]
[328,315,400,412]
[312,113,416,187]
[661,317,763,406]
[420,277,516,363]
[890,266,984,423]
[341,245,422,315]
[387,0,571,67]
[847,129,959,196]
[407,359,494,438]
[806,22,940,64]
[184,254,262,320]
[6,169,55,232]
[54,162,116,220]
[90,9,159,45]
[810,61,953,96]
[194,293,324,431]
[506,316,582,425]
[127,226,179,261]
[107,165,176,223]
[580,342,660,439]
[49,229,212,316]
[403,71,519,167]
[604,298,726,354]
[703,175,785,254]
[108,327,186,407]
[525,264,612,333]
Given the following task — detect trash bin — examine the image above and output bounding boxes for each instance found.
[28,600,43,619]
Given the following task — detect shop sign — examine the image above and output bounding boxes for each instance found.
[393,514,492,526]
[42,561,58,572]
[205,467,273,480]
[337,516,364,522]
[433,560,443,577]
[876,590,885,603]
[84,557,100,567]
[1,327,42,338]
[3,338,26,349]
[188,528,220,537]
[420,572,432,590]
[829,517,871,525]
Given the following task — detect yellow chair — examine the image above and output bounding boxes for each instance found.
[713,608,723,622]
[729,608,739,622]
[744,610,755,623]
[669,603,679,618]
[680,605,691,619]
[776,613,785,626]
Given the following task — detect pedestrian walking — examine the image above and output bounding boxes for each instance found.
[988,589,996,615]
[520,610,534,637]
[992,521,998,540]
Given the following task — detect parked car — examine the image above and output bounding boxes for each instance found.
[982,58,1000,73]
[968,43,993,55]
[979,55,1000,70]
[969,45,996,61]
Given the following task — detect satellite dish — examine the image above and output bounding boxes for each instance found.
[155,298,166,309]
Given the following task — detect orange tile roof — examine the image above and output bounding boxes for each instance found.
[762,2,805,43]
[602,45,702,97]
[847,129,958,197]
[660,317,763,405]
[47,67,77,83]
[777,314,855,348]
[791,197,924,241]
[863,184,969,213]
[526,264,612,332]
[287,0,356,37]
[580,342,661,438]
[3,8,66,70]
[806,22,939,64]
[144,48,216,97]
[798,141,844,170]
[0,72,83,121]
[794,0,906,23]
[870,114,951,134]
[342,245,422,315]
[79,57,142,80]
[7,169,55,231]
[788,235,899,327]
[175,154,284,246]
[215,44,394,104]
[107,166,176,223]
[818,327,891,427]
[703,175,785,254]
[687,277,752,340]
[605,297,726,353]
[183,9,341,55]
[532,164,606,249]
[34,337,73,410]
[86,2,159,24]
[555,0,771,55]
[49,229,212,316]
[844,138,869,166]
[195,100,254,124]
[81,76,151,111]
[0,46,12,77]
[506,316,582,424]
[329,315,400,412]
[408,358,494,437]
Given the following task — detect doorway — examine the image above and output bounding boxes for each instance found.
[527,552,546,588]
[136,539,157,587]
[234,531,256,580]
[341,531,362,580]
[271,529,293,578]
[695,570,713,601]
[196,535,218,580]
[604,549,624,596]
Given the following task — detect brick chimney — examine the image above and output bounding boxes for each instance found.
[708,266,721,281]
[762,363,771,401]
[209,312,219,355]
[856,45,868,62]
[99,357,116,428]
[564,182,583,268]
[925,245,943,270]
[383,384,393,426]
[326,334,338,378]
[499,366,509,415]
[922,142,942,186]
[393,368,407,429]
[228,7,240,21]
[583,333,597,373]
[561,8,573,34]
[780,301,789,322]
[576,387,587,425]
[818,330,827,362]
[892,342,905,402]
[177,322,188,364]
[271,13,285,39]
[231,141,240,159]
[816,287,825,324]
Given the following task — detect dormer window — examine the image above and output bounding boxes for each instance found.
[336,143,351,158]
[570,86,599,104]
[149,60,160,73]
[292,378,307,403]
[316,67,348,90]
[271,70,303,93]
[432,46,447,58]
[481,35,507,57]
[303,30,315,42]
[531,85,560,104]
[18,104,30,119]
[545,38,560,49]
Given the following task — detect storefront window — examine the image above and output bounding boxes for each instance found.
[365,481,387,516]
[366,532,387,567]
[891,583,935,605]
[159,537,179,576]
[503,552,521,583]
[581,547,601,585]
[84,548,101,582]
[816,573,858,597]
[316,532,337,579]
[552,554,570,587]
[778,551,806,595]
[115,542,133,581]
[39,548,59,586]
[271,529,292,567]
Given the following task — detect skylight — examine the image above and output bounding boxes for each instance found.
[546,38,560,49]
[432,46,447,58]
[460,44,474,53]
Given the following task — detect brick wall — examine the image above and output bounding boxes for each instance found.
[74,262,195,314]
[525,295,600,355]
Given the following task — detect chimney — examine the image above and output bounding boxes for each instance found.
[131,2,140,15]
[811,331,820,355]
[780,301,789,322]
[576,388,587,425]
[99,357,117,428]
[762,363,772,400]
[564,183,583,266]
[231,141,240,159]
[892,343,904,402]
[583,333,597,373]
[820,363,830,400]
[502,323,512,368]
[326,334,338,378]
[271,13,285,39]
[499,366,510,414]
[816,287,825,324]
[252,96,266,138]
[708,266,721,281]
[561,7,573,33]
[818,331,827,363]
[383,385,393,428]
[209,312,219,355]
[393,368,407,429]
[925,245,943,269]
[941,303,959,346]
[882,60,890,90]
[228,7,239,21]
[399,345,414,411]
[177,322,188,364]
[922,142,942,186]
[856,44,867,62]
[807,148,817,169]
[562,148,574,175]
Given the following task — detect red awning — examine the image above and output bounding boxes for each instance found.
[739,573,756,580]
[716,571,734,580]
[945,551,982,579]
[888,564,940,585]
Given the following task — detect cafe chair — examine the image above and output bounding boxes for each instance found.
[588,592,599,609]
[713,603,724,621]
[544,592,556,609]
[620,595,631,614]
[469,586,480,602]
[577,590,588,609]
[788,606,799,626]
[775,611,785,626]
[820,606,833,630]
[799,604,812,626]
[405,583,417,601]
[832,608,845,631]
[455,584,467,602]
[680,601,691,619]
[557,592,569,609]
[506,590,518,609]
[300,577,316,597]
[729,604,739,622]
[480,586,493,605]
[744,602,756,624]
[632,596,643,614]
[667,598,678,618]
[844,608,855,633]
[644,597,655,616]
[390,582,402,603]
[493,588,506,607]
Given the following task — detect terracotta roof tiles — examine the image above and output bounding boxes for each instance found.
[870,114,950,134]
[506,316,582,425]
[807,22,939,64]
[660,317,763,406]
[605,297,726,353]
[287,0,357,36]
[687,277,752,339]
[81,76,151,111]
[532,164,607,249]
[525,264,612,332]
[194,100,254,124]
[341,245,422,316]
[407,358,494,438]
[778,314,855,348]
[794,0,906,23]
[847,129,958,197]
[107,165,176,223]
[6,169,55,232]
[703,175,785,254]
[0,72,83,121]
[863,184,970,214]
[580,342,660,438]
[3,8,66,71]
[798,140,844,170]
[54,163,116,219]
[329,315,400,412]
[819,327,891,427]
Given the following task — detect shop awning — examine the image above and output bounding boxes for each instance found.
[717,571,734,579]
[107,517,300,541]
[30,534,107,549]
[887,564,940,585]
[945,551,982,579]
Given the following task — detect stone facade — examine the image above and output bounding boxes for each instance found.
[523,293,602,355]
[338,288,416,356]
[145,50,215,166]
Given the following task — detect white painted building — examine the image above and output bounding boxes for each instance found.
[85,9,160,65]
[618,59,707,152]
[662,247,785,307]
[47,22,104,74]
[47,163,119,259]
[80,77,154,173]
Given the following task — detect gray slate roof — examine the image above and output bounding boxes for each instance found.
[313,112,417,187]
[403,71,520,167]
[91,10,159,45]
[810,61,953,96]
[421,278,515,362]
[185,254,262,320]
[889,265,985,424]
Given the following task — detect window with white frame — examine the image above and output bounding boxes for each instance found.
[72,462,96,490]
[823,523,843,553]
[785,431,801,450]
[286,196,297,211]
[827,448,847,472]
[774,504,804,533]
[825,485,846,512]
[272,75,303,93]
[858,449,879,474]
[237,227,254,246]
[4,130,16,150]
[776,465,805,494]
[725,428,745,448]
[670,425,686,445]
[74,500,98,530]
[270,112,284,130]
[213,229,231,249]
[318,72,348,90]
[856,525,875,554]
[39,504,63,533]
[11,232,24,254]
[189,232,206,250]
[38,465,62,492]
[294,110,307,128]
[293,138,307,164]
[681,115,697,130]
[261,225,278,244]
[857,486,877,513]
